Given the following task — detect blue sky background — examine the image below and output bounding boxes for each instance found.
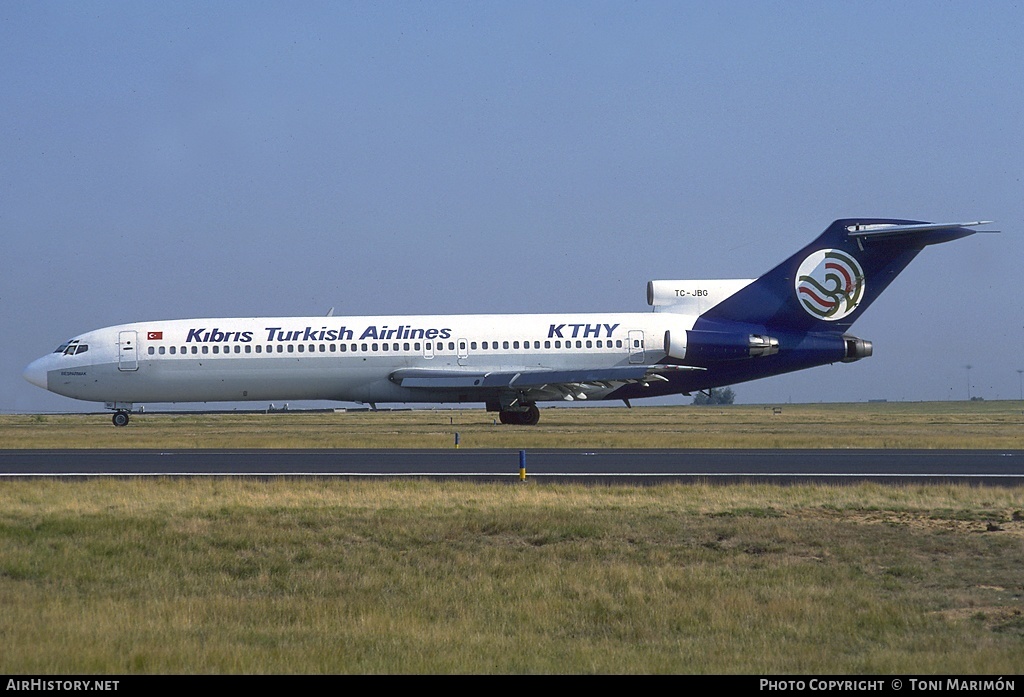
[2,1,1022,413]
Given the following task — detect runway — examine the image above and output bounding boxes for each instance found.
[1,449,1022,485]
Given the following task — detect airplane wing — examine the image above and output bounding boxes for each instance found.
[390,364,703,401]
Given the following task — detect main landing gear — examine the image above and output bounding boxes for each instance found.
[112,410,130,427]
[498,404,540,426]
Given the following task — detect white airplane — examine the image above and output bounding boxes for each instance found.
[24,218,991,426]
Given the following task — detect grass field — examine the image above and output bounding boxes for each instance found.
[1,403,1022,674]
[0,479,1022,674]
[3,400,1024,449]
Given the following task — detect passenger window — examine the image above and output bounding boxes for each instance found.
[287,345,294,353]
[202,346,209,354]
[170,346,176,355]
[148,347,155,355]
[158,347,166,355]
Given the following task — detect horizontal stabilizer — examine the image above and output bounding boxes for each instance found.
[846,220,995,240]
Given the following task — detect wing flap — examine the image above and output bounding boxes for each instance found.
[391,364,702,390]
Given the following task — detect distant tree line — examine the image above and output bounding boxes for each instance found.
[692,387,736,405]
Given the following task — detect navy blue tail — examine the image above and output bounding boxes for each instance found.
[693,218,979,335]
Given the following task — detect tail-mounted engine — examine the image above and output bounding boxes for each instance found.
[664,330,779,362]
[647,279,755,314]
[841,335,873,362]
[665,330,871,364]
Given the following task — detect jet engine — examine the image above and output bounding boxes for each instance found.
[664,330,779,363]
[841,335,873,362]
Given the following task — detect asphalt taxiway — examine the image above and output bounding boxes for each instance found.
[1,449,1022,485]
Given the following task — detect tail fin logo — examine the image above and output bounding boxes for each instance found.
[795,249,865,321]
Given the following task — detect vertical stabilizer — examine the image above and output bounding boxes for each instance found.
[694,219,986,334]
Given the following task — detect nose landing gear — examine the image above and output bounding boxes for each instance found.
[106,403,135,427]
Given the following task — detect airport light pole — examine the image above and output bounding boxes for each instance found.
[964,365,972,401]
[1018,369,1023,401]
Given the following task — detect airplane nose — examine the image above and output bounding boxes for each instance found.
[23,357,49,390]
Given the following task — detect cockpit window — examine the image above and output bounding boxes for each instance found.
[54,340,88,356]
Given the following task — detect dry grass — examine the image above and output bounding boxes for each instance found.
[2,403,1021,673]
[3,401,1024,449]
[0,479,1022,673]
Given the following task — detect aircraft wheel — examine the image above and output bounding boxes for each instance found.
[498,406,540,425]
[112,411,130,427]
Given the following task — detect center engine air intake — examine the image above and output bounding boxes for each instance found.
[664,330,779,363]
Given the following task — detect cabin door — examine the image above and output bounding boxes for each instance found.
[118,330,139,371]
[628,330,645,364]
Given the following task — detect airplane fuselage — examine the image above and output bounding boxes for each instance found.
[24,219,989,425]
[26,312,702,406]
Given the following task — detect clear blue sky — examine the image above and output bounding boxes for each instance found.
[2,1,1022,412]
